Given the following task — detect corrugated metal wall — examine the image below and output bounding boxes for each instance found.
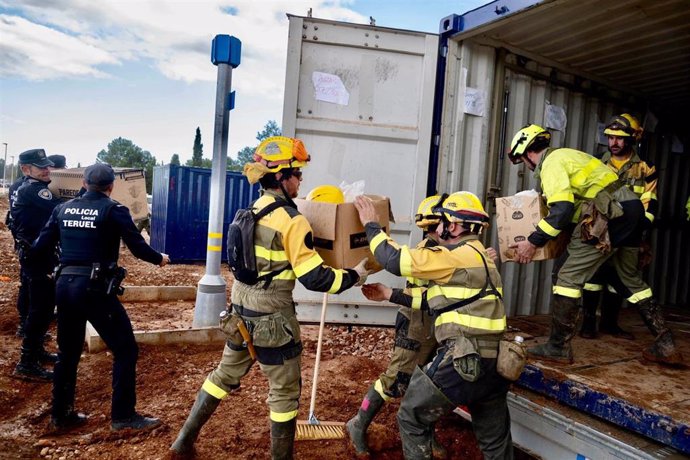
[439,39,690,315]
[151,164,258,263]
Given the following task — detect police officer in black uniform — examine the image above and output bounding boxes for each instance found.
[11,149,62,382]
[6,164,30,337]
[47,155,67,169]
[32,163,170,431]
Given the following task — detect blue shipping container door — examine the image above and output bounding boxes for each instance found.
[151,164,259,263]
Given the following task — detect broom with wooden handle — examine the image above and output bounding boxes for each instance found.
[296,292,345,440]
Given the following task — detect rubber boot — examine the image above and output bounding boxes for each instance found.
[270,418,296,460]
[527,294,578,364]
[13,346,53,382]
[170,389,221,456]
[397,368,456,460]
[637,299,683,366]
[579,290,599,339]
[600,290,634,340]
[346,385,385,456]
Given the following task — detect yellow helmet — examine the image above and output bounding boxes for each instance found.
[306,185,345,204]
[414,194,445,230]
[436,191,489,227]
[508,124,551,164]
[604,114,642,141]
[252,136,311,173]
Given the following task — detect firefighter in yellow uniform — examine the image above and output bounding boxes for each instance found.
[508,125,681,366]
[355,192,513,460]
[171,137,367,460]
[581,114,658,340]
[346,195,444,457]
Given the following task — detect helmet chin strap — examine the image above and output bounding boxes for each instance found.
[279,180,297,208]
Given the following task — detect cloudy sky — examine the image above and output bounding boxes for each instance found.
[1,0,487,168]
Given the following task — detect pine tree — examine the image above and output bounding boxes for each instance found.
[170,154,180,166]
[192,127,203,167]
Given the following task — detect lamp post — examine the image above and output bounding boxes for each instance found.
[9,155,15,184]
[2,143,6,191]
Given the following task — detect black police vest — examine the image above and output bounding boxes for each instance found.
[58,196,119,266]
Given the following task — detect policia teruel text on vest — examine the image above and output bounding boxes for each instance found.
[31,163,171,432]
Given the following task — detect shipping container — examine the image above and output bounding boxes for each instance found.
[282,1,690,456]
[151,164,259,263]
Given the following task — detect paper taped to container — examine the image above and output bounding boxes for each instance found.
[48,167,149,221]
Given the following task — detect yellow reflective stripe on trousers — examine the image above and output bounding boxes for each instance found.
[572,158,602,189]
[255,245,288,262]
[202,379,227,399]
[409,287,423,310]
[293,253,324,278]
[583,283,603,292]
[258,269,296,281]
[547,191,574,205]
[427,284,503,300]
[627,288,653,304]
[369,231,388,253]
[553,285,581,298]
[537,219,561,237]
[399,246,413,277]
[327,269,344,294]
[374,379,391,401]
[270,409,299,422]
[434,311,506,332]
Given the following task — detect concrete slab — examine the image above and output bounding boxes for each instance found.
[120,285,196,302]
[85,322,225,353]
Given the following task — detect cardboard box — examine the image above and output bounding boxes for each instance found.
[295,195,393,271]
[48,167,149,221]
[495,191,569,262]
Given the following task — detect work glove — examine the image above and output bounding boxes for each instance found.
[353,257,370,286]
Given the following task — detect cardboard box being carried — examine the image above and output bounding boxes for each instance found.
[495,191,569,263]
[48,167,149,221]
[295,195,393,272]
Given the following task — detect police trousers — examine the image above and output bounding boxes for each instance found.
[20,259,55,355]
[398,344,512,459]
[52,275,139,420]
[376,309,437,399]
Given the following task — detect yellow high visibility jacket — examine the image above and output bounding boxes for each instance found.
[231,190,358,313]
[601,150,658,224]
[529,148,618,247]
[366,224,506,346]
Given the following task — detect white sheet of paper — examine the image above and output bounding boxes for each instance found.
[544,103,567,131]
[312,71,349,106]
[464,87,485,117]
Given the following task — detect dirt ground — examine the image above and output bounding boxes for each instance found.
[0,198,489,460]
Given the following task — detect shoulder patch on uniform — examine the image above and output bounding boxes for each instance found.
[38,189,53,200]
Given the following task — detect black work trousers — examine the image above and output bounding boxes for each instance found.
[52,274,139,420]
[17,265,30,325]
[20,259,55,356]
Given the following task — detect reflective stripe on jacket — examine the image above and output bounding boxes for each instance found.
[365,224,506,343]
[231,190,358,313]
[601,150,658,224]
[529,148,618,247]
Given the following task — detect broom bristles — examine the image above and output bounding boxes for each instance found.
[295,420,345,440]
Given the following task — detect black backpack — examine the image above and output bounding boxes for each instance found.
[226,200,288,287]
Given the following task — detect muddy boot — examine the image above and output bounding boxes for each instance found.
[398,368,456,460]
[346,385,385,456]
[111,413,161,431]
[600,291,634,340]
[527,295,578,364]
[13,347,53,382]
[270,419,296,460]
[579,290,599,339]
[637,299,683,366]
[170,389,222,456]
[39,347,58,364]
[50,410,88,432]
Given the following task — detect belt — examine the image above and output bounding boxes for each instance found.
[59,266,92,276]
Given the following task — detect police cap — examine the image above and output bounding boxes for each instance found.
[47,155,66,168]
[19,149,54,168]
[84,163,116,186]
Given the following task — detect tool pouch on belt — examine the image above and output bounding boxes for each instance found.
[246,311,300,348]
[496,339,527,381]
[219,309,244,347]
[451,336,482,382]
